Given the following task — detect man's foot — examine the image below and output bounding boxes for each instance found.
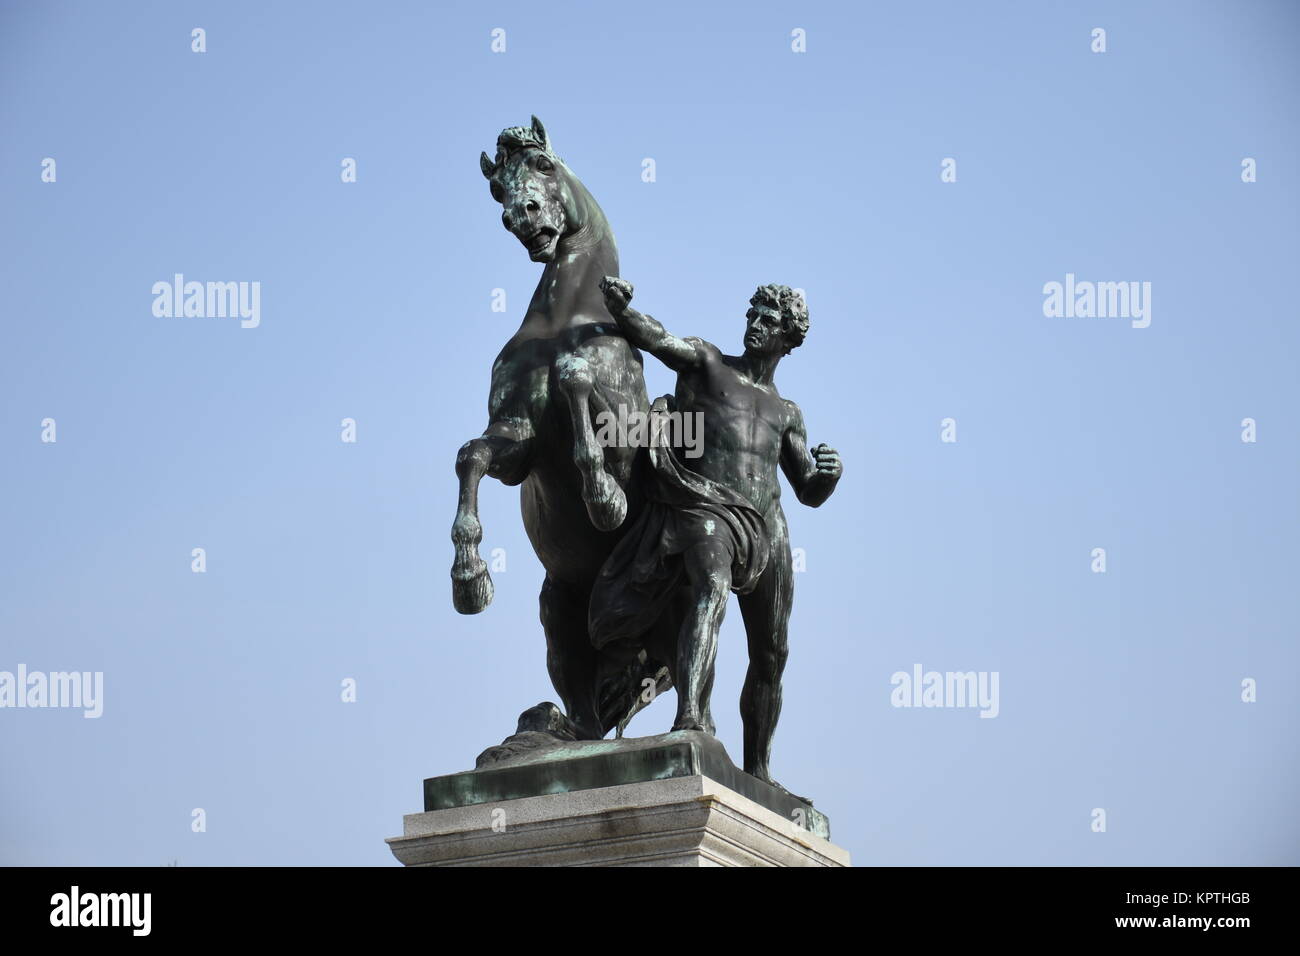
[748,768,813,806]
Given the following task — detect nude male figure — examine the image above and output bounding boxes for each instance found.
[591,276,842,788]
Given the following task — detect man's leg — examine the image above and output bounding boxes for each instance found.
[738,525,794,785]
[673,538,733,732]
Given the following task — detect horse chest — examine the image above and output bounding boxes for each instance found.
[487,344,569,427]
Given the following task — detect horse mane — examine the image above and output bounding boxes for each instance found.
[493,126,559,167]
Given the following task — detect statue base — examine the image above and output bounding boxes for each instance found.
[386,730,850,867]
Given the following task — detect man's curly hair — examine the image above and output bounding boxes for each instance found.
[747,284,810,354]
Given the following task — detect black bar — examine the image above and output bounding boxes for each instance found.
[0,866,1284,940]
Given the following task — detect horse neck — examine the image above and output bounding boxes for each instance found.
[527,180,618,331]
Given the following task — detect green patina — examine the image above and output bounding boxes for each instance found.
[423,730,832,840]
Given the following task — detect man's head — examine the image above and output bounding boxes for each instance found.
[743,284,809,356]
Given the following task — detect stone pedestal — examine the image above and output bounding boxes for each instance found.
[387,730,850,867]
[388,774,849,866]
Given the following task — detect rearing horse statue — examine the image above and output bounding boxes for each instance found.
[450,116,671,741]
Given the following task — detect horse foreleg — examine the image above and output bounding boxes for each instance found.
[451,431,530,614]
[451,437,494,613]
[556,356,627,532]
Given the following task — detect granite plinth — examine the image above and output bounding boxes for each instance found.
[388,774,850,867]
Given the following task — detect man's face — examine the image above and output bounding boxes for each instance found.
[744,305,784,355]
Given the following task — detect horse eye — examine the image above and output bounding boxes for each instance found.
[536,157,554,173]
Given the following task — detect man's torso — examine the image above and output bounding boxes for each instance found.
[671,339,791,516]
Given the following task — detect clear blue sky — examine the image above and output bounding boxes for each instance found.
[1,0,1296,866]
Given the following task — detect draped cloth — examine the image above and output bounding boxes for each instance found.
[588,401,771,650]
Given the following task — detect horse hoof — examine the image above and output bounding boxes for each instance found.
[451,563,494,614]
[585,478,627,532]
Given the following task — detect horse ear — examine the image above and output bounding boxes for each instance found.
[531,115,549,150]
[480,151,495,179]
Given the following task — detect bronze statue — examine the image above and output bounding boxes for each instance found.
[592,277,842,790]
[451,117,841,797]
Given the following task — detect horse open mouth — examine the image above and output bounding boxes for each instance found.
[523,228,558,256]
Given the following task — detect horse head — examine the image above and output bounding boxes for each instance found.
[480,115,593,264]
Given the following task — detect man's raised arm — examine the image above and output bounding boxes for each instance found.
[600,276,701,372]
